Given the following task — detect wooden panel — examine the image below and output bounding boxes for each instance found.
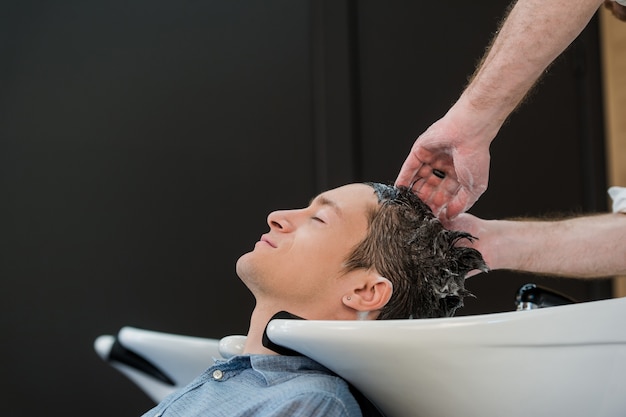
[599,8,626,297]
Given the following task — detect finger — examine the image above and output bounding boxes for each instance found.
[395,157,426,187]
[443,199,464,221]
[415,163,434,181]
[410,178,428,195]
[415,183,450,218]
[445,188,479,220]
[407,167,454,216]
[419,163,459,191]
[427,173,460,195]
[425,188,455,216]
[412,167,443,197]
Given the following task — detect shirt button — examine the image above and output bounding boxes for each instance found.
[212,370,224,380]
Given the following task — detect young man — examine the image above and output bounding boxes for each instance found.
[141,183,485,417]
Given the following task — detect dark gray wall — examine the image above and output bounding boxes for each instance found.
[1,1,610,416]
[2,1,319,415]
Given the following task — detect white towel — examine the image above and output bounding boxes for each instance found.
[608,186,626,213]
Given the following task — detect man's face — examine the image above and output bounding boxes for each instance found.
[236,183,378,314]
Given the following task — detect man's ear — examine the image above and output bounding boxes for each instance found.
[343,273,393,312]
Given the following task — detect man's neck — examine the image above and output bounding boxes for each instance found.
[242,301,359,354]
[242,306,282,355]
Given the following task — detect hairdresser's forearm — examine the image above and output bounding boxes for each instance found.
[486,213,626,278]
[449,0,603,145]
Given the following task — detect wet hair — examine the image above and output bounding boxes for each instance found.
[343,183,488,319]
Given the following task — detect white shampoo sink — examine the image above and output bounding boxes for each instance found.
[266,296,626,417]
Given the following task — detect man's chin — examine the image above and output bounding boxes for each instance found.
[235,252,256,280]
[235,253,266,294]
[235,253,247,276]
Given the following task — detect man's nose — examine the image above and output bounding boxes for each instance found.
[267,210,296,232]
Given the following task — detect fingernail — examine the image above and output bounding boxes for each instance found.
[433,169,445,179]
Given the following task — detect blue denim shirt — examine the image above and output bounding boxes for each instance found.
[141,354,362,417]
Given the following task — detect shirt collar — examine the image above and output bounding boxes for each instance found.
[249,354,334,385]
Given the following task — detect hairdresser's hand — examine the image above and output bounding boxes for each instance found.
[396,117,491,220]
[445,212,493,276]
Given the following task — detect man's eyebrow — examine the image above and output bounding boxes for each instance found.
[309,195,343,217]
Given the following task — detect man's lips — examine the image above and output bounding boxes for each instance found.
[260,234,276,248]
